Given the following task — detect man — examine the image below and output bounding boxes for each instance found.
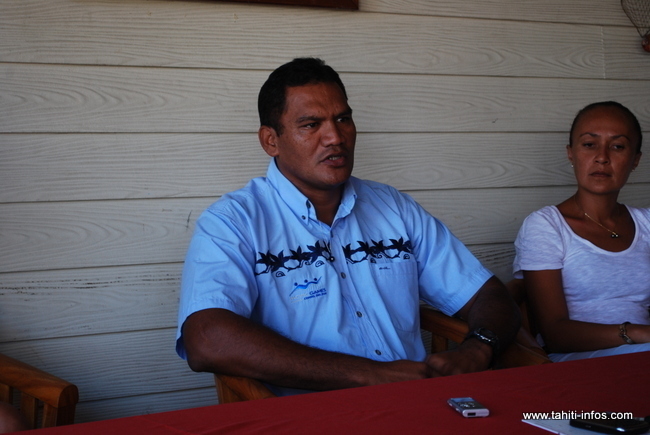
[176,58,520,396]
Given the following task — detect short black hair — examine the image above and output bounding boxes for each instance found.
[569,101,643,153]
[258,58,348,135]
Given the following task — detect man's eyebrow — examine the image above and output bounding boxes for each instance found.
[340,108,353,117]
[295,109,353,124]
[295,115,323,124]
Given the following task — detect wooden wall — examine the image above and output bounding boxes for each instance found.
[1,0,648,423]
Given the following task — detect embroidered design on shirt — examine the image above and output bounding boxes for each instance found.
[289,277,326,303]
[254,237,412,276]
[344,237,412,264]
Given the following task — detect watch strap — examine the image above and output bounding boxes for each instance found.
[463,328,499,368]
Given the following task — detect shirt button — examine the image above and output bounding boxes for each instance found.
[356,311,363,317]
[301,215,306,220]
[329,256,335,262]
[340,272,346,279]
[375,350,382,356]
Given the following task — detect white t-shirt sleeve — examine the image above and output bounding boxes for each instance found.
[513,207,565,278]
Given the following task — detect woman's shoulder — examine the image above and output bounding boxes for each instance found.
[626,205,650,231]
[516,205,569,243]
[626,205,650,219]
[522,205,564,227]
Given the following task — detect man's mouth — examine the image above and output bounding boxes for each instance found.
[323,154,346,162]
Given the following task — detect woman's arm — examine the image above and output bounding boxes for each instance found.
[524,269,650,353]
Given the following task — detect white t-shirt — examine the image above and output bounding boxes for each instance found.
[513,205,650,326]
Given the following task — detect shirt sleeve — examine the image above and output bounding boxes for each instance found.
[175,205,259,359]
[513,208,565,279]
[396,191,493,316]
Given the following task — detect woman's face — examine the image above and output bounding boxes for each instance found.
[567,106,642,196]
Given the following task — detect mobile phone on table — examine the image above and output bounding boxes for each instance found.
[570,415,649,434]
[447,397,489,418]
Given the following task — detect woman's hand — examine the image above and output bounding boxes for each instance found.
[626,323,650,344]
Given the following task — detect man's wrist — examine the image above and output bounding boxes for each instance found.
[463,328,499,368]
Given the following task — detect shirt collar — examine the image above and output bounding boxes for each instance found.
[266,158,357,224]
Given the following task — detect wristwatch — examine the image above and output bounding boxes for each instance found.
[464,328,499,367]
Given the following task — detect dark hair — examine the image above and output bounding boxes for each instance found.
[569,101,643,153]
[258,58,348,135]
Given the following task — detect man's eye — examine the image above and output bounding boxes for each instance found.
[582,142,594,148]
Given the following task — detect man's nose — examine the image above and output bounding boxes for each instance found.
[321,121,344,146]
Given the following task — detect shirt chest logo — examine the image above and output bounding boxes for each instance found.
[289,277,327,303]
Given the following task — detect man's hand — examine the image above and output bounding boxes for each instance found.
[183,308,441,391]
[365,359,443,385]
[424,338,492,376]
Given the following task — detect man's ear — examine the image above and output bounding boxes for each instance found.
[259,126,279,157]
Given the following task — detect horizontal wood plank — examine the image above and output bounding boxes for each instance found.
[1,185,647,273]
[0,198,208,273]
[0,264,182,342]
[75,387,218,424]
[0,0,610,78]
[0,329,215,403]
[2,132,649,203]
[3,131,629,203]
[470,243,516,284]
[363,0,635,26]
[0,133,268,203]
[2,65,649,133]
[603,27,650,79]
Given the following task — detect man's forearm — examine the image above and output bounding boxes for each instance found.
[427,276,521,375]
[464,276,521,351]
[182,308,433,391]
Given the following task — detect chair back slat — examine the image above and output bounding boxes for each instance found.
[0,384,12,404]
[20,394,38,429]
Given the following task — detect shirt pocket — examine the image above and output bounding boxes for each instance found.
[368,258,419,331]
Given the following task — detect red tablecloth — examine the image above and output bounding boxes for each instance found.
[31,352,650,434]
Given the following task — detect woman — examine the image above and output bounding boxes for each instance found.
[513,101,650,362]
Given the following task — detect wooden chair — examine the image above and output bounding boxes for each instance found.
[214,282,550,403]
[0,353,79,429]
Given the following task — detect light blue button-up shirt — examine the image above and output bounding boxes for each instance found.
[176,159,492,386]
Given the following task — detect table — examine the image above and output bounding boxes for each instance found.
[30,352,649,434]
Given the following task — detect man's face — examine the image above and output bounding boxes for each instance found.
[259,82,356,200]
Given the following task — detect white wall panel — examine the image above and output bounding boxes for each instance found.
[1,0,649,424]
[0,264,182,342]
[364,0,634,26]
[2,65,649,133]
[0,0,609,78]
